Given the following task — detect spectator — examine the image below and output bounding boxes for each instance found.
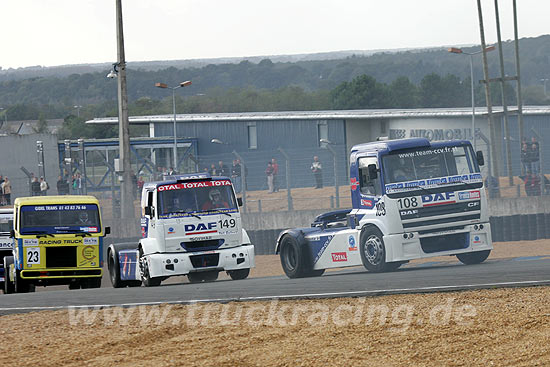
[1,177,10,205]
[524,173,541,196]
[231,159,242,194]
[31,177,41,196]
[266,162,275,193]
[57,175,69,195]
[520,142,531,175]
[218,160,229,177]
[167,167,177,176]
[209,163,218,176]
[311,156,323,189]
[40,177,49,196]
[137,176,145,195]
[0,175,4,205]
[73,174,82,194]
[271,158,279,192]
[530,137,540,174]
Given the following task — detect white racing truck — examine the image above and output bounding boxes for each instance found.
[0,208,14,292]
[108,173,255,287]
[277,138,492,278]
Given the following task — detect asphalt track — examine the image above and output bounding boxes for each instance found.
[1,256,550,315]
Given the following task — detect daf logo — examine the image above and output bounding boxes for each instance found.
[184,222,217,233]
[467,202,480,208]
[422,192,455,203]
[400,209,418,215]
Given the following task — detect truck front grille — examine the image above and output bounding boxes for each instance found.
[420,233,469,253]
[46,246,77,268]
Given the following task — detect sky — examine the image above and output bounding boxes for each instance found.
[1,0,548,69]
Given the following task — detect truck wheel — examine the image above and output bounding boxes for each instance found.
[188,271,219,283]
[82,278,102,289]
[228,268,250,280]
[279,234,313,278]
[108,249,125,288]
[456,250,491,265]
[139,248,162,287]
[14,270,31,293]
[3,256,14,294]
[360,227,391,273]
[304,269,325,277]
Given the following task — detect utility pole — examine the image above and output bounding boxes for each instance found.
[513,0,525,151]
[477,0,500,194]
[115,0,134,219]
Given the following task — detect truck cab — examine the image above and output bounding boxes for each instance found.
[108,173,255,287]
[277,138,492,277]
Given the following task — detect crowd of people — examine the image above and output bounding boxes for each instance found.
[520,137,541,175]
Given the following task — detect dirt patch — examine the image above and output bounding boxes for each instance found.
[2,286,550,366]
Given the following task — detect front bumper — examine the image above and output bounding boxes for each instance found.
[384,223,493,262]
[147,244,255,278]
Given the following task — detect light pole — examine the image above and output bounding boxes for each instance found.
[155,81,192,171]
[448,45,496,151]
[73,105,82,118]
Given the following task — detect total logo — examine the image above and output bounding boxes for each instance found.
[185,222,217,235]
[331,252,348,262]
[473,235,481,244]
[348,235,357,251]
[458,190,481,200]
[421,192,455,206]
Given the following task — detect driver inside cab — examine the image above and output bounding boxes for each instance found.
[392,158,413,182]
[201,188,229,210]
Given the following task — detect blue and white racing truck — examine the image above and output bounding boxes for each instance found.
[108,173,255,287]
[277,138,492,278]
[0,208,14,292]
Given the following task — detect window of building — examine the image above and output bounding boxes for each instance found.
[248,123,257,149]
[318,121,328,147]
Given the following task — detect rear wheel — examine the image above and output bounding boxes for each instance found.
[3,256,14,294]
[228,268,250,280]
[188,271,219,283]
[108,249,124,288]
[279,235,319,278]
[456,250,491,265]
[15,270,33,293]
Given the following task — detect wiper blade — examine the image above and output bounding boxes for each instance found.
[75,232,92,237]
[22,231,54,237]
[403,185,433,195]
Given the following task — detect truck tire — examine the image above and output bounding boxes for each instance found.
[108,249,125,288]
[14,270,32,293]
[359,227,393,273]
[3,256,14,294]
[188,271,219,283]
[228,268,250,280]
[279,234,316,278]
[139,248,162,287]
[456,250,491,265]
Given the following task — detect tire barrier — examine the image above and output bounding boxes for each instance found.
[536,213,546,240]
[246,229,282,255]
[490,213,550,242]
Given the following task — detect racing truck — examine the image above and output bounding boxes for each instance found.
[0,208,14,293]
[277,137,492,278]
[108,173,255,287]
[4,196,109,293]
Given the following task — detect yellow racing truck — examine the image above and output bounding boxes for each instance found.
[3,196,110,293]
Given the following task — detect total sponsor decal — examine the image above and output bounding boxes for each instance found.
[158,180,231,191]
[421,192,455,206]
[348,235,357,251]
[185,222,217,235]
[331,252,348,262]
[458,190,481,200]
[167,227,176,234]
[473,235,482,244]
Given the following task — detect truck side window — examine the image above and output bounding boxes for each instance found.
[358,157,381,196]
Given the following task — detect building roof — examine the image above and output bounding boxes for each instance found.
[0,119,64,135]
[86,106,550,125]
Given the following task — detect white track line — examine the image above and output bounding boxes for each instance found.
[1,279,550,312]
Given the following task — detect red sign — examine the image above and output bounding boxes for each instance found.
[158,180,231,191]
[350,178,359,191]
[331,252,348,262]
[361,199,373,207]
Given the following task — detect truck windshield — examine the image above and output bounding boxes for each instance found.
[158,180,237,217]
[20,204,100,234]
[383,145,480,188]
[0,215,13,234]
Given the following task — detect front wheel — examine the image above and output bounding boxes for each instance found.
[3,256,14,294]
[359,227,394,273]
[456,250,491,265]
[139,249,162,287]
[228,268,250,280]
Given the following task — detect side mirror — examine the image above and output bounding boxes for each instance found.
[367,164,378,180]
[9,229,15,238]
[476,151,485,166]
[237,197,243,207]
[144,206,154,217]
[104,227,111,235]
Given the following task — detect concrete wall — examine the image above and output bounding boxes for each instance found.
[0,134,60,200]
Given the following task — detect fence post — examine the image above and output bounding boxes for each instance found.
[232,151,246,213]
[278,147,293,210]
[324,144,339,208]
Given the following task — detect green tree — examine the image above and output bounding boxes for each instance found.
[389,76,419,108]
[330,75,390,110]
